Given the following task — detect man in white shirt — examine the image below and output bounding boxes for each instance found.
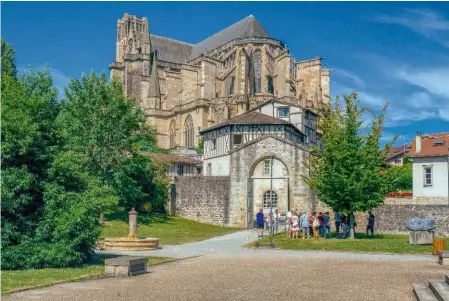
[286,208,292,237]
[273,209,280,234]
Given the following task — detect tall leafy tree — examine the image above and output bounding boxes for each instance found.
[304,92,394,239]
[58,72,167,211]
[1,40,117,269]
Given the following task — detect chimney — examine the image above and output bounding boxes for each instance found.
[416,132,422,153]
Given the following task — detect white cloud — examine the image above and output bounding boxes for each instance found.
[373,9,449,47]
[331,81,386,109]
[439,107,449,120]
[334,69,367,89]
[395,67,449,99]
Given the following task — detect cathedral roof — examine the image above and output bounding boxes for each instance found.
[150,15,271,64]
[188,15,271,60]
[150,35,193,63]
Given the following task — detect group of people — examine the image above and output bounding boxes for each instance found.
[255,208,376,239]
[286,210,331,239]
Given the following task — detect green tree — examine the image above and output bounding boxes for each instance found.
[58,73,168,211]
[304,92,394,239]
[384,162,412,192]
[1,39,117,269]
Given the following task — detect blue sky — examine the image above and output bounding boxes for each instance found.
[2,1,449,145]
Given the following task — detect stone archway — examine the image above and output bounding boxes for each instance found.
[246,156,289,228]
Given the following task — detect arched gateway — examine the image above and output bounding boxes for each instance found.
[247,156,289,228]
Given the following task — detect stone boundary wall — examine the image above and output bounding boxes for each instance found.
[172,176,231,226]
[371,205,449,237]
[385,196,448,205]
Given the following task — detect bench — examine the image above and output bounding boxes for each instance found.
[438,251,449,266]
[104,256,148,277]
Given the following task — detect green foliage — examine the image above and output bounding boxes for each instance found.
[1,39,17,77]
[195,136,204,154]
[1,40,117,270]
[304,92,394,216]
[1,41,168,270]
[58,73,168,212]
[384,162,412,192]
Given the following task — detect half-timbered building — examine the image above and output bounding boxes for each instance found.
[199,108,319,227]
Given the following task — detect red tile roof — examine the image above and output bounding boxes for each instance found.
[408,133,449,157]
[141,153,202,165]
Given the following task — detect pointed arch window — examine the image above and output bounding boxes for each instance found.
[267,75,274,95]
[184,115,194,149]
[169,120,176,149]
[253,50,262,93]
[227,76,235,96]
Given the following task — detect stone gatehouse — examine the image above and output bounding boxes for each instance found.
[171,100,329,228]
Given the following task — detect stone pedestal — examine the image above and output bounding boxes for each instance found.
[409,230,435,245]
[104,256,148,277]
[438,251,449,266]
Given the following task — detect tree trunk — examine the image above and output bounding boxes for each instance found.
[349,213,355,239]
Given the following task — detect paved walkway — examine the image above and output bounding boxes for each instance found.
[98,229,258,258]
[98,229,437,262]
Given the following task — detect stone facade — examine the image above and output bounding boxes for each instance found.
[228,135,328,228]
[172,176,231,225]
[110,13,330,150]
[370,205,449,237]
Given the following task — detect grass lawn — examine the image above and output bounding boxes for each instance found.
[100,213,240,245]
[1,255,175,296]
[247,232,449,255]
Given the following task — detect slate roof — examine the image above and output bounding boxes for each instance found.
[408,133,449,158]
[188,15,271,60]
[200,111,292,134]
[150,35,193,63]
[142,153,202,165]
[150,15,271,64]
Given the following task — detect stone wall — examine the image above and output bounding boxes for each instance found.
[385,196,448,205]
[371,205,449,237]
[172,176,231,226]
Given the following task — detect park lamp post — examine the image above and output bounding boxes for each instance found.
[269,155,275,248]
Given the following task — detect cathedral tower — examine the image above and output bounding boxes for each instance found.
[110,13,161,109]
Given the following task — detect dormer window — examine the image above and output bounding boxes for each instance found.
[277,107,289,118]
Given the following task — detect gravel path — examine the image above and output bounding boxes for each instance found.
[5,231,445,301]
[6,252,447,301]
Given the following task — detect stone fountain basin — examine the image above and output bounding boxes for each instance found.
[103,237,160,251]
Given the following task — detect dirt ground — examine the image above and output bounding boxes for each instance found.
[6,252,448,301]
